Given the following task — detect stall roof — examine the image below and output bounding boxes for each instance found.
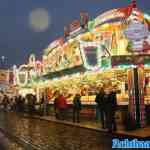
[41,65,86,80]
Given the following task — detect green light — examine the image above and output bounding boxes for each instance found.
[88,20,94,31]
[101,57,111,68]
[118,65,130,69]
[145,64,150,68]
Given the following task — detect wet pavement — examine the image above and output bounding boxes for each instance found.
[0,111,112,150]
[0,131,25,150]
[8,140,25,150]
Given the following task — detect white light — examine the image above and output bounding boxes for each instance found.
[144,13,150,20]
[1,56,5,60]
[29,8,51,32]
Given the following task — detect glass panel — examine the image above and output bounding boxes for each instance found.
[83,46,98,67]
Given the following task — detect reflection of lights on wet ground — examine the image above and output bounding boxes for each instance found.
[29,8,51,32]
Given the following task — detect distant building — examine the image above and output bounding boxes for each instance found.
[0,69,9,91]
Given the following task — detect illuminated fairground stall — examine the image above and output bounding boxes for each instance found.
[14,1,150,128]
[39,0,150,128]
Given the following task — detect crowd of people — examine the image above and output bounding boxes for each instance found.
[53,83,119,133]
[0,94,23,112]
[0,93,36,115]
[0,83,119,132]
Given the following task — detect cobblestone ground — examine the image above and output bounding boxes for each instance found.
[0,112,112,150]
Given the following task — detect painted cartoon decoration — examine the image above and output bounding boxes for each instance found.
[124,21,150,52]
[43,39,83,73]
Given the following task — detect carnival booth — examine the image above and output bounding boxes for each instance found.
[14,1,150,127]
[40,0,150,127]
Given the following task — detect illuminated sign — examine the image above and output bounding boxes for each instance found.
[14,55,43,86]
[16,65,29,86]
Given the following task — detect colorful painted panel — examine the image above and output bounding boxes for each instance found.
[43,40,83,73]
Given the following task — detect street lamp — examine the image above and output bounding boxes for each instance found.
[1,56,5,61]
[0,56,8,69]
[0,56,5,69]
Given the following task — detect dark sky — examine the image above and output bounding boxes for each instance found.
[0,0,150,67]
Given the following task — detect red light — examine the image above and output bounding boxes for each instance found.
[132,0,137,8]
[138,64,144,68]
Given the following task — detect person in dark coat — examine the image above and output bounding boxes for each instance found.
[104,86,118,132]
[95,87,105,128]
[21,96,25,112]
[73,94,82,123]
[39,94,44,115]
[27,94,36,115]
[103,88,112,132]
[2,95,9,111]
[110,87,118,131]
[17,95,24,112]
[53,91,59,119]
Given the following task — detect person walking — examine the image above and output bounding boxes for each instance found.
[95,87,105,128]
[73,93,82,123]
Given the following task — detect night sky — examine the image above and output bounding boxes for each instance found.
[0,0,150,68]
